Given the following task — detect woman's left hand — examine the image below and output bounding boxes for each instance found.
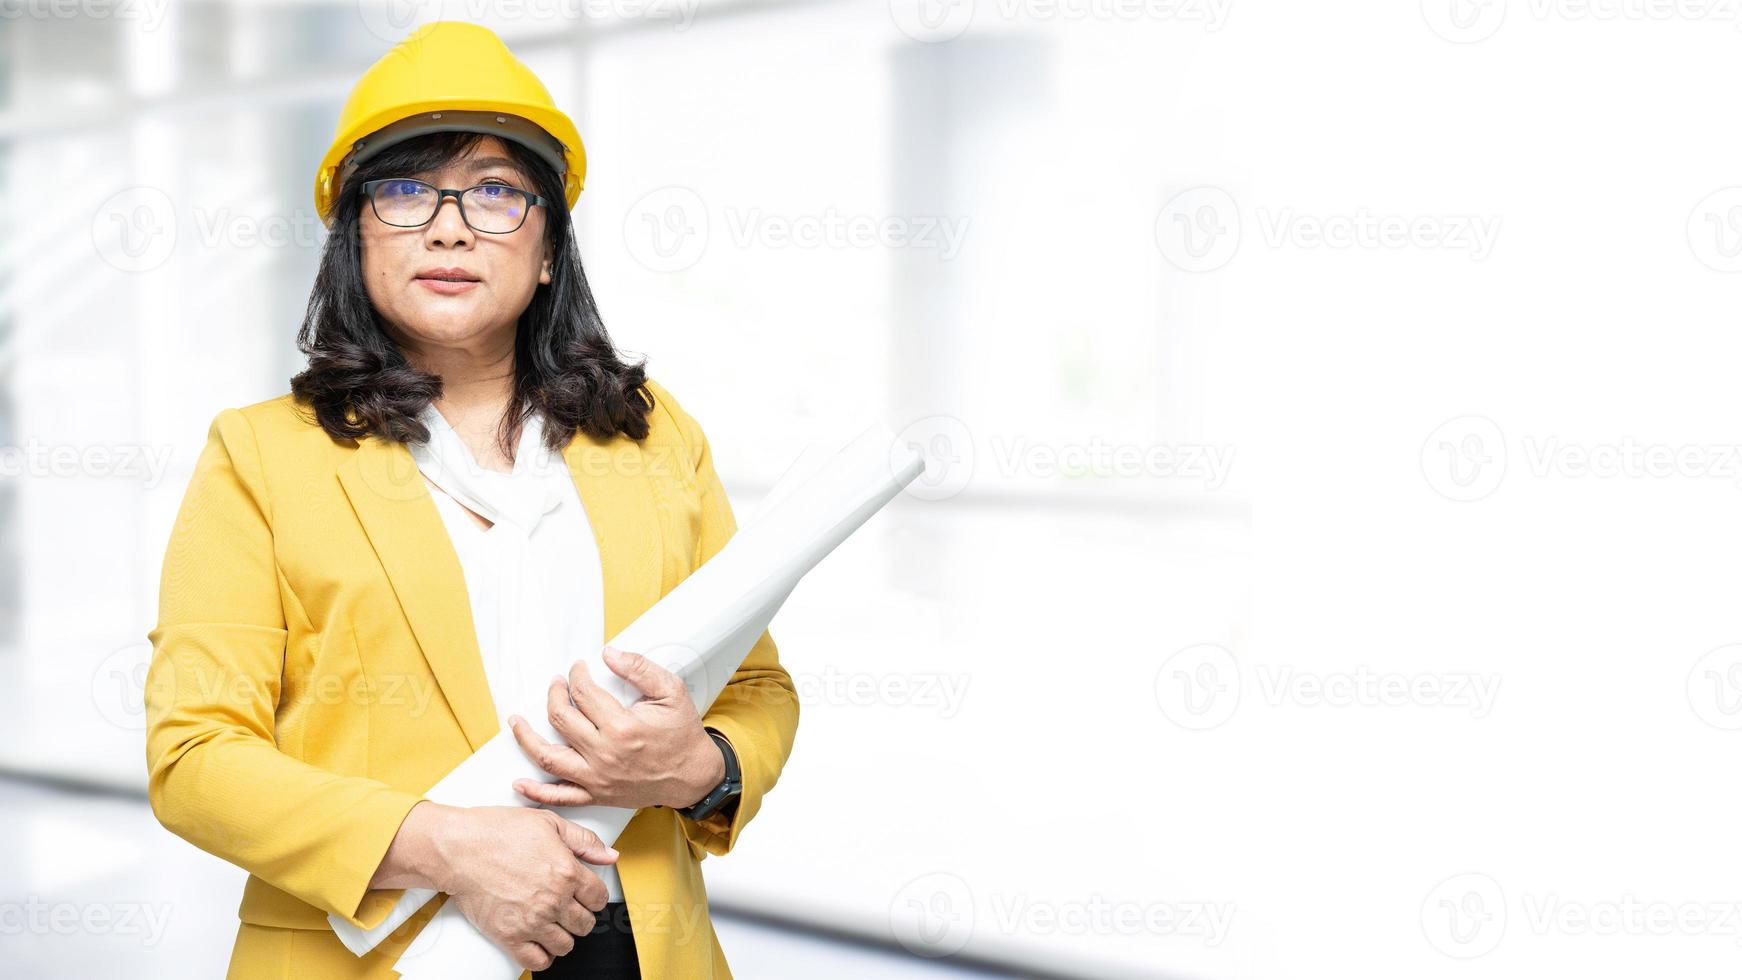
[509,646,725,811]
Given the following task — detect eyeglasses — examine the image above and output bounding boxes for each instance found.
[360,178,552,235]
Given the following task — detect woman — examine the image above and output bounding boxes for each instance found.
[143,21,799,980]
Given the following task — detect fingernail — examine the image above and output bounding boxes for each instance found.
[507,714,521,727]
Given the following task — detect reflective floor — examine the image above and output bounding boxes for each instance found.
[0,778,1016,979]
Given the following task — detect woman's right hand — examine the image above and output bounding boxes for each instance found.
[423,804,619,971]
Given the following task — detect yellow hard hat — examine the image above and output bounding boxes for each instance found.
[314,21,586,226]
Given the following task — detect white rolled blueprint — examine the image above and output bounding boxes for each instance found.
[327,421,926,979]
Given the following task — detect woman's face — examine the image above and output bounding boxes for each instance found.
[358,136,552,356]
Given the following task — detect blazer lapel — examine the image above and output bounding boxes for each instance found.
[563,431,664,643]
[335,425,665,754]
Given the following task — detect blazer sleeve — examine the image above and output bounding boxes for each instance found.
[143,407,427,931]
[647,381,801,857]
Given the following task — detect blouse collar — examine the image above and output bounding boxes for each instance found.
[408,403,568,535]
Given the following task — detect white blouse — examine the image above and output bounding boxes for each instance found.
[408,402,622,902]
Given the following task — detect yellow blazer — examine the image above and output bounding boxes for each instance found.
[144,378,800,979]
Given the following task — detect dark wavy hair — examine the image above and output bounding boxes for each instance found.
[290,128,652,458]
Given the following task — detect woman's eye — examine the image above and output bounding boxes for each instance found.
[386,180,427,196]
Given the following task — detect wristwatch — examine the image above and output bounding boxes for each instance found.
[677,728,742,822]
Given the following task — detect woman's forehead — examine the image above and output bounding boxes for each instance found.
[419,138,529,182]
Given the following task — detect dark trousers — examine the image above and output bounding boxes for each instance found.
[533,901,641,980]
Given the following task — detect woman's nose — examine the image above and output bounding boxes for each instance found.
[424,194,474,247]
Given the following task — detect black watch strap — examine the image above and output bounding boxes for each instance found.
[677,729,742,822]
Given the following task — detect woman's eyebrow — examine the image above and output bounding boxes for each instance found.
[462,157,525,178]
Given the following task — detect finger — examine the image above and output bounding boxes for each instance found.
[603,646,687,702]
[508,714,585,782]
[548,812,620,865]
[513,943,554,972]
[572,864,609,913]
[534,922,576,958]
[513,778,596,807]
[565,658,629,727]
[546,675,602,747]
[558,896,598,937]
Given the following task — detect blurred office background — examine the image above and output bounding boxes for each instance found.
[0,3,1249,977]
[7,2,1742,980]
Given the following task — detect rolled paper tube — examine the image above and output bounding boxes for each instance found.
[326,422,927,980]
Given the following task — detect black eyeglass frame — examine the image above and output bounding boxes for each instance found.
[359,178,554,235]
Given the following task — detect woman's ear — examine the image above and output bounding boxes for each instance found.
[539,252,552,286]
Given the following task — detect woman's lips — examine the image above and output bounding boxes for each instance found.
[415,277,479,295]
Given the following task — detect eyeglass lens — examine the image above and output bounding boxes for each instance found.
[371,180,530,234]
